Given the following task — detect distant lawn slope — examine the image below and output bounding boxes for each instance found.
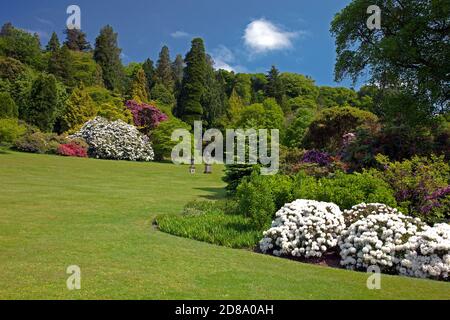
[0,150,449,299]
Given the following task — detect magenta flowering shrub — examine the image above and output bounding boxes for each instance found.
[57,142,88,158]
[125,100,168,133]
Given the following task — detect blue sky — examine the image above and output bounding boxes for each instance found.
[0,0,358,87]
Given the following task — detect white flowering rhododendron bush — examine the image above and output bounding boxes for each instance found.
[397,223,450,280]
[71,117,154,161]
[343,203,401,226]
[339,203,450,280]
[259,199,345,258]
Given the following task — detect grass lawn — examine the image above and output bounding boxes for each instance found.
[0,150,449,299]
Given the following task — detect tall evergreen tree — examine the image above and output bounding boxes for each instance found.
[61,83,97,133]
[142,58,156,93]
[48,45,74,86]
[202,55,227,127]
[172,54,184,92]
[131,68,149,103]
[25,74,58,132]
[265,65,284,105]
[46,32,60,52]
[176,38,207,124]
[227,88,244,125]
[93,25,125,91]
[156,45,174,90]
[64,28,91,51]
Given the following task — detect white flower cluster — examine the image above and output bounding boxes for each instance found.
[397,223,450,280]
[343,203,401,226]
[71,117,154,161]
[259,199,345,258]
[339,206,425,272]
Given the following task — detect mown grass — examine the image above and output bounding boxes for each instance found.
[1,150,450,299]
[156,201,262,248]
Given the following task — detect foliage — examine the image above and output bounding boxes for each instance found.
[0,91,18,118]
[150,83,175,106]
[304,106,379,152]
[13,129,68,154]
[156,200,261,249]
[0,56,26,82]
[265,66,284,105]
[61,84,97,133]
[0,23,43,68]
[70,117,154,161]
[0,118,26,144]
[155,45,174,90]
[130,67,149,103]
[177,38,207,124]
[279,73,319,100]
[222,163,256,195]
[151,117,190,161]
[331,0,449,118]
[342,123,450,171]
[233,73,252,105]
[317,86,359,109]
[375,154,450,224]
[64,28,91,52]
[142,58,156,93]
[23,73,58,132]
[47,45,74,86]
[69,51,103,87]
[236,173,295,229]
[202,56,228,127]
[236,98,284,132]
[260,199,345,258]
[46,32,60,52]
[94,25,125,91]
[293,170,398,210]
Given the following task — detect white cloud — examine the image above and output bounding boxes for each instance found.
[170,30,190,38]
[35,17,54,27]
[211,45,247,73]
[243,18,299,53]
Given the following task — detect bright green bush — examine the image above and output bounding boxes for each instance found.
[151,117,190,161]
[236,173,294,229]
[156,200,261,248]
[0,118,26,145]
[293,170,398,210]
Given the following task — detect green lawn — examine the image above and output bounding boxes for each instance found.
[0,150,449,299]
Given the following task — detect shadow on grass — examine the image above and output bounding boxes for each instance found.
[0,148,12,155]
[194,187,226,200]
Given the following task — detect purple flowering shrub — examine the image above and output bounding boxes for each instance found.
[302,150,332,166]
[375,154,450,224]
[125,100,168,134]
[421,186,450,222]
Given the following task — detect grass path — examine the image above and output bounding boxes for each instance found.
[0,151,449,299]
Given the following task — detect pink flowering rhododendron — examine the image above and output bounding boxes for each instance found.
[125,100,168,133]
[57,142,88,158]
